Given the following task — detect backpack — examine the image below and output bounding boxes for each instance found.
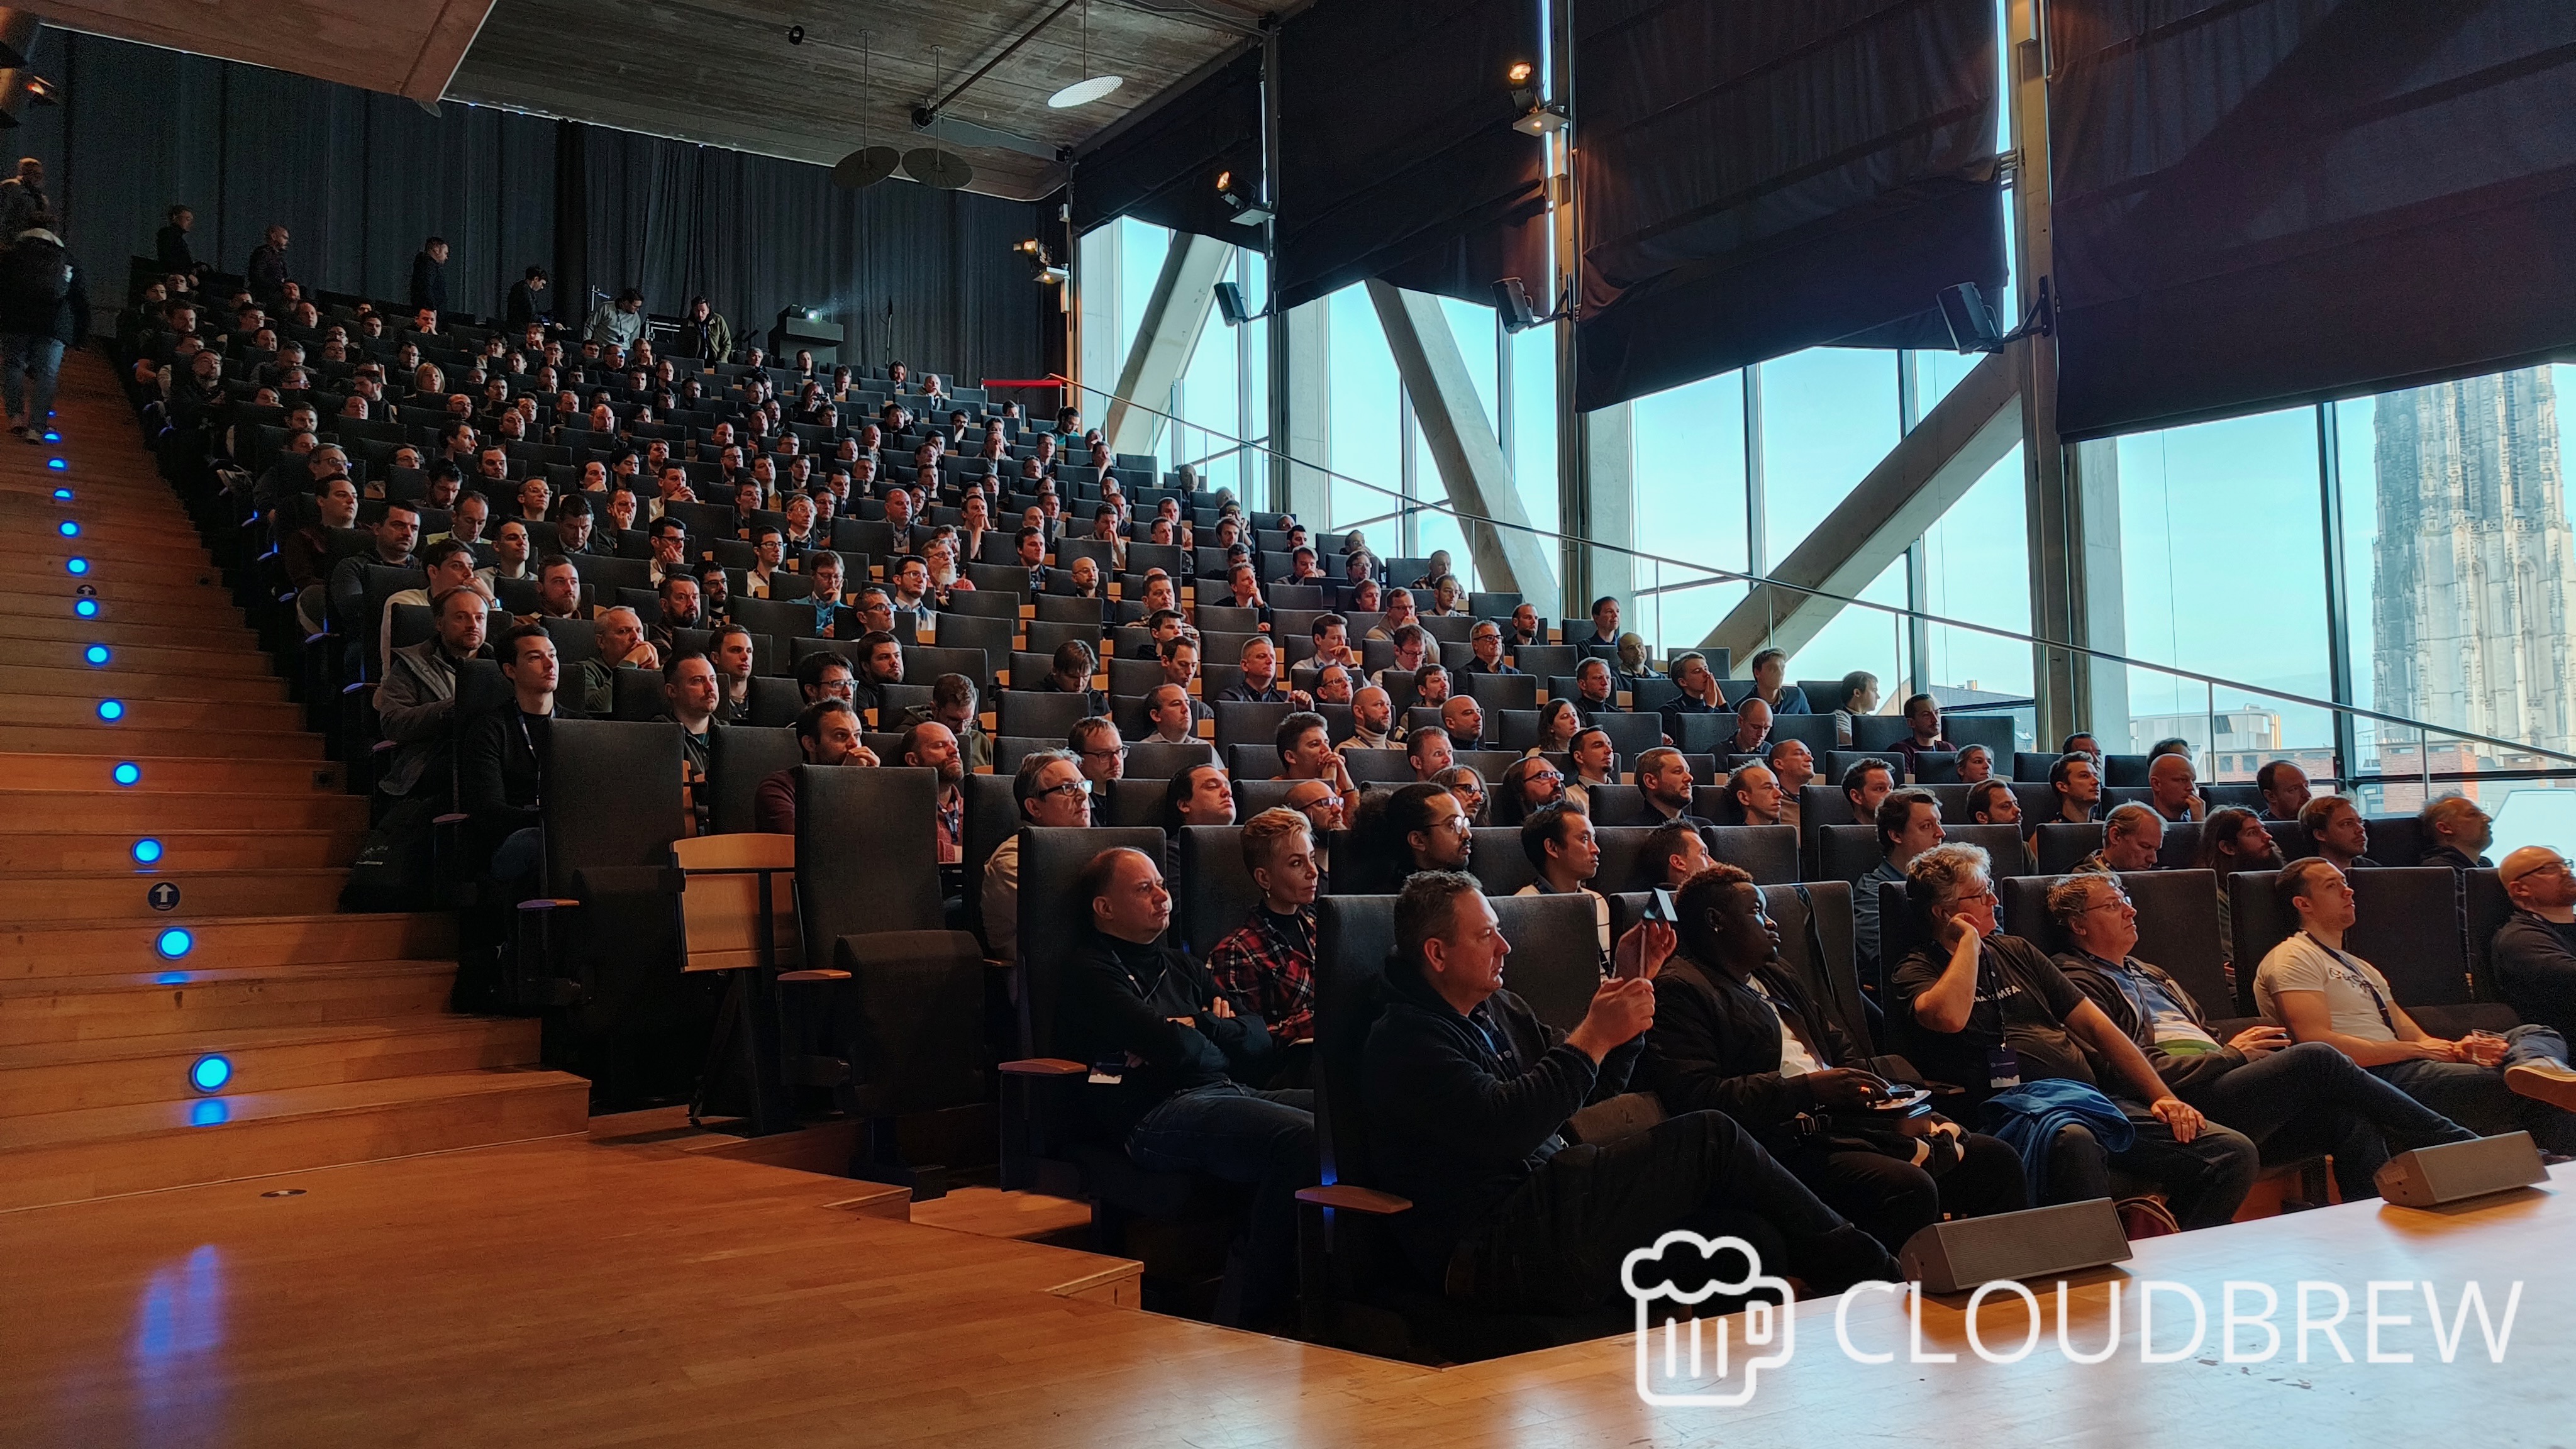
[1,237,68,310]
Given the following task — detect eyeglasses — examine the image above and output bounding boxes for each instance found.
[1080,745,1131,760]
[1033,781,1089,801]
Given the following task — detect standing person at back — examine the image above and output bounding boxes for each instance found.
[0,157,47,239]
[0,209,86,443]
[409,236,450,315]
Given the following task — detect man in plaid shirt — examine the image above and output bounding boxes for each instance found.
[1208,808,1321,1045]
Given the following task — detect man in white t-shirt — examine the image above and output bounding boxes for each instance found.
[1512,802,1611,968]
[2255,857,2576,1152]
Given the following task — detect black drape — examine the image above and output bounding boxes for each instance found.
[1570,0,2005,413]
[1271,0,1548,313]
[1072,48,1266,247]
[2049,0,2576,440]
[26,30,1043,380]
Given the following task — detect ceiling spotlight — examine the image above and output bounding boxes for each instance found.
[1216,167,1270,227]
[786,24,805,45]
[1507,62,1534,84]
[1513,102,1568,137]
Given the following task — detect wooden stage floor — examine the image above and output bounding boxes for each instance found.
[6,1136,2572,1447]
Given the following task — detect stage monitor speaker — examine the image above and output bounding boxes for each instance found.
[1899,1198,2132,1294]
[2373,1132,2547,1208]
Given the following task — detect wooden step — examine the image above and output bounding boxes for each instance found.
[0,869,350,923]
[5,612,265,652]
[0,576,245,612]
[30,552,228,591]
[0,722,326,759]
[0,662,289,702]
[0,961,461,1046]
[0,1016,541,1115]
[0,636,275,677]
[0,751,339,794]
[20,692,304,732]
[0,829,361,872]
[0,1067,590,1210]
[0,788,367,832]
[0,587,246,628]
[0,912,454,980]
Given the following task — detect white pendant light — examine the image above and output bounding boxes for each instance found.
[1047,0,1122,108]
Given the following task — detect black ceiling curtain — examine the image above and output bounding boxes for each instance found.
[1270,0,1549,313]
[2049,0,2576,440]
[1570,0,2005,412]
[1071,48,1266,247]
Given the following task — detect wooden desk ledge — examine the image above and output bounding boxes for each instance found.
[1000,1057,1087,1076]
[1297,1184,1412,1214]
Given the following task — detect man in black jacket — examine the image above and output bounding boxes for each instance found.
[506,266,553,331]
[462,623,559,884]
[2495,848,2576,1043]
[1053,846,1313,1328]
[409,236,449,315]
[1362,872,1897,1316]
[2045,872,2475,1202]
[1641,865,2026,1252]
[157,204,208,281]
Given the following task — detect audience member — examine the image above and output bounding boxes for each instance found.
[1274,711,1357,797]
[1738,648,1809,715]
[754,699,880,835]
[1407,726,1455,784]
[1207,809,1323,1048]
[1728,762,1783,826]
[1342,685,1397,752]
[2257,760,2312,822]
[1852,787,1946,984]
[1363,872,1899,1316]
[1644,863,2027,1249]
[980,750,1091,962]
[1659,652,1726,737]
[1768,740,1813,828]
[2418,794,2495,871]
[1890,843,2258,1226]
[2146,751,2206,824]
[1070,716,1126,796]
[1831,672,1881,749]
[2047,751,2104,826]
[1634,747,1707,827]
[2257,858,2576,1151]
[2299,794,2379,872]
[2077,802,2164,875]
[656,652,724,833]
[1515,803,1612,963]
[375,586,491,799]
[2195,806,2283,948]
[1840,758,1893,827]
[1887,694,1951,772]
[2494,848,2576,1045]
[2048,872,2475,1203]
[461,624,559,888]
[902,720,967,864]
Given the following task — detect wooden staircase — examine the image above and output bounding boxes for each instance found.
[0,354,589,1212]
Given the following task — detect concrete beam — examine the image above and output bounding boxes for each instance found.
[1103,232,1232,457]
[1366,279,1560,602]
[1275,298,1330,520]
[1702,350,2021,662]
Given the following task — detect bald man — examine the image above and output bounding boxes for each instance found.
[2494,847,2576,1045]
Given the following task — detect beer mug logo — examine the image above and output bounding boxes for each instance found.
[1621,1231,1796,1407]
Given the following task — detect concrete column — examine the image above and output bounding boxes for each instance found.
[1074,225,1121,423]
[1367,279,1560,603]
[2074,436,2131,740]
[1103,231,1231,457]
[1274,297,1330,521]
[1577,401,1635,616]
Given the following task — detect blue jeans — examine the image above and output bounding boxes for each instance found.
[1126,1082,1316,1325]
[2372,1024,2576,1153]
[2190,1040,2475,1199]
[1,333,62,429]
[491,827,543,885]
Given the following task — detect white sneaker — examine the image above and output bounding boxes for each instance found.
[2504,1060,2576,1113]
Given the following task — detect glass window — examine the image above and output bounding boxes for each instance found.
[1629,369,1748,656]
[2336,364,2576,821]
[1507,320,1560,553]
[1167,250,1245,496]
[1758,348,1902,567]
[1114,218,1169,366]
[1918,443,2033,699]
[1789,558,1910,699]
[1323,283,1401,535]
[2108,406,2332,778]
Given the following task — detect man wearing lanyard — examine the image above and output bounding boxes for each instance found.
[2049,872,2477,1202]
[1890,843,2259,1226]
[2256,858,2576,1150]
[463,623,561,887]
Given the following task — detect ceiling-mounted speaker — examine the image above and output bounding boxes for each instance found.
[832,145,903,190]
[902,148,974,190]
[0,10,40,70]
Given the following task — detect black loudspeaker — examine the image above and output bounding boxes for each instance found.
[1899,1199,2132,1294]
[2373,1132,2548,1208]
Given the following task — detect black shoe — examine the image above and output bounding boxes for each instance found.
[1793,1224,1904,1296]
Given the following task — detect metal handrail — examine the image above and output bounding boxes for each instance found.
[1060,372,2576,770]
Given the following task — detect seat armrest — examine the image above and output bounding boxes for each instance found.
[1296,1184,1411,1214]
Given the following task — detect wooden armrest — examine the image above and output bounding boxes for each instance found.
[516,897,582,911]
[1297,1184,1411,1214]
[999,1057,1086,1077]
[432,813,468,826]
[777,969,850,982]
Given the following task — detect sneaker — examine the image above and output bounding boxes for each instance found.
[18,428,38,444]
[2505,1060,2576,1113]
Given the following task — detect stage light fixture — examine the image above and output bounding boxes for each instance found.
[1213,282,1275,327]
[1216,168,1270,227]
[1937,278,2053,354]
[1491,276,1570,333]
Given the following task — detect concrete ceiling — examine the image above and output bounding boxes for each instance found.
[34,0,494,101]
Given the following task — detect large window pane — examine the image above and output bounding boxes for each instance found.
[1114,217,1169,365]
[1167,257,1241,494]
[1758,348,1902,567]
[1790,558,1909,697]
[2337,364,2576,818]
[1919,443,2033,699]
[1630,370,1748,657]
[1507,321,1560,555]
[2109,407,2331,777]
[1323,284,1401,536]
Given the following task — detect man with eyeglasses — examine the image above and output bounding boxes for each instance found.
[1069,717,1126,794]
[1892,843,2260,1226]
[980,749,1091,963]
[1460,619,1520,677]
[1282,778,1345,889]
[1499,755,1567,824]
[2048,871,2475,1204]
[2494,848,2576,1045]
